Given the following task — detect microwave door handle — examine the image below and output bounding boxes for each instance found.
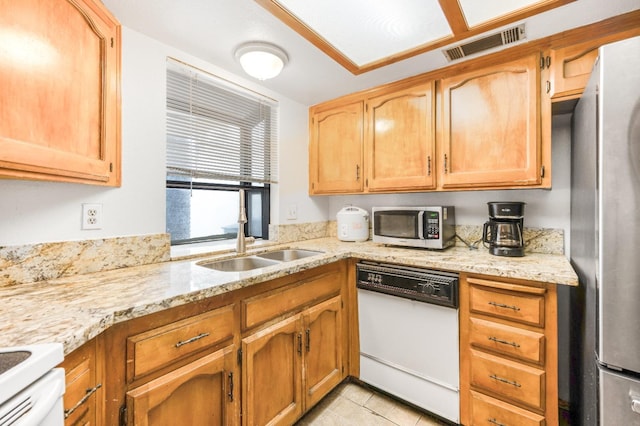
[417,211,425,240]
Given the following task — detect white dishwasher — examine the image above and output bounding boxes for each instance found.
[356,261,459,423]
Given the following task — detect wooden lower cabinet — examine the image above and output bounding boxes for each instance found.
[126,345,239,426]
[60,337,103,426]
[303,297,344,408]
[242,314,303,426]
[242,296,344,426]
[460,274,558,425]
[88,261,348,425]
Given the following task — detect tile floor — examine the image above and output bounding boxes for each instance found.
[295,381,450,426]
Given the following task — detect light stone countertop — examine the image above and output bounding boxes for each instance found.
[0,238,577,355]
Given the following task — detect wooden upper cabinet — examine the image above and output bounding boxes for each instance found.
[440,54,544,189]
[309,101,363,194]
[366,83,436,192]
[0,0,121,186]
[548,41,599,100]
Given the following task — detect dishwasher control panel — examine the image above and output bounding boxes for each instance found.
[356,261,458,308]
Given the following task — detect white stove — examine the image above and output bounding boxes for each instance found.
[0,343,65,426]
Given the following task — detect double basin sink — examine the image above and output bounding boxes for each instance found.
[197,249,324,272]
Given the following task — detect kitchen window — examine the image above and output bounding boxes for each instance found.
[166,59,278,245]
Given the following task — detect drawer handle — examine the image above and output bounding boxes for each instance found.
[488,418,506,426]
[488,301,521,311]
[488,336,521,348]
[175,332,210,348]
[64,383,102,418]
[489,374,521,388]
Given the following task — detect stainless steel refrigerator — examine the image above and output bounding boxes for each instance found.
[570,35,640,425]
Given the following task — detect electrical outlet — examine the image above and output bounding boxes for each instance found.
[82,203,103,230]
[286,204,298,220]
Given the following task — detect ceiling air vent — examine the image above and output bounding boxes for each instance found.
[443,24,526,62]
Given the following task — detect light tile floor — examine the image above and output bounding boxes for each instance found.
[295,382,450,426]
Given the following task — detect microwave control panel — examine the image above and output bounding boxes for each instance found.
[425,211,440,239]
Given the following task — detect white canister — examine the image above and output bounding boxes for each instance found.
[336,206,370,242]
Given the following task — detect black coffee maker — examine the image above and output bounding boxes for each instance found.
[482,202,525,257]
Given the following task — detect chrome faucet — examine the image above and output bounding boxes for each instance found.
[236,189,248,255]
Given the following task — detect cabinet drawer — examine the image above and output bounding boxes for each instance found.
[242,270,341,330]
[127,304,234,382]
[470,349,545,411]
[469,317,545,365]
[469,285,544,327]
[470,390,545,426]
[64,356,99,425]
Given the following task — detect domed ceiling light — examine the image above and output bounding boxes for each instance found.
[234,42,288,80]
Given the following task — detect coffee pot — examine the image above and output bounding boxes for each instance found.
[482,202,525,257]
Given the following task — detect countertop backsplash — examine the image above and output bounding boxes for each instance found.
[0,234,171,287]
[1,222,563,287]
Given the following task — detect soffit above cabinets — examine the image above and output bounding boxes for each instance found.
[255,0,575,74]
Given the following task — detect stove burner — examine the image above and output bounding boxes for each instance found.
[0,351,31,375]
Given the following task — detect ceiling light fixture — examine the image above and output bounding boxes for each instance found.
[234,41,288,80]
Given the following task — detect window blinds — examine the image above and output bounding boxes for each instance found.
[166,59,278,183]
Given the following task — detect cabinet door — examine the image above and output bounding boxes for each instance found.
[549,41,599,100]
[126,346,238,426]
[242,315,303,426]
[303,296,344,409]
[366,83,436,192]
[440,54,542,189]
[0,0,120,186]
[61,339,102,426]
[309,101,363,194]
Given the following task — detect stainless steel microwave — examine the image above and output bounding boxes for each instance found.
[372,206,456,249]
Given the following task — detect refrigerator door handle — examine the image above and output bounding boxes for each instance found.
[632,398,640,414]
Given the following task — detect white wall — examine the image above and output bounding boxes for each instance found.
[0,27,320,246]
[326,114,573,249]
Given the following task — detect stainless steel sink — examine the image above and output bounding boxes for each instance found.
[198,249,324,272]
[198,256,280,272]
[255,249,324,262]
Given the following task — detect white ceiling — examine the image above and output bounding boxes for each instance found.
[102,0,639,106]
